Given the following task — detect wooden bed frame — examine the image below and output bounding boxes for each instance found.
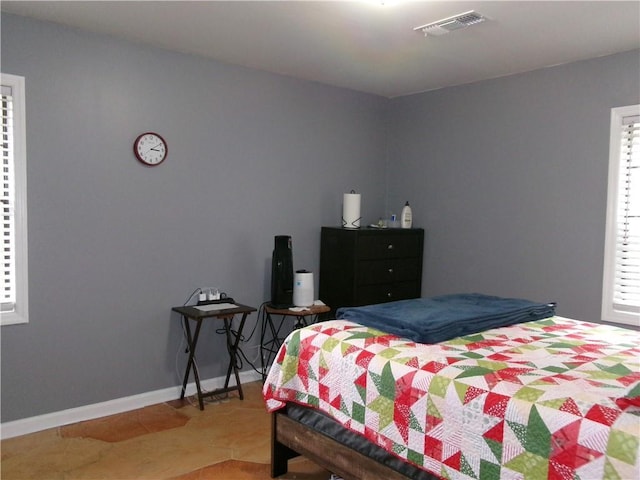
[271,409,416,480]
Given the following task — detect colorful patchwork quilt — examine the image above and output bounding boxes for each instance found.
[263,317,640,480]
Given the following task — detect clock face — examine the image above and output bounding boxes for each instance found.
[134,132,167,166]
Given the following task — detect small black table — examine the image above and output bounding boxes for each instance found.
[172,302,257,410]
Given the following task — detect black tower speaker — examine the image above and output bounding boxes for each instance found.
[270,235,293,308]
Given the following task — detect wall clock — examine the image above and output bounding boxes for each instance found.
[134,132,167,166]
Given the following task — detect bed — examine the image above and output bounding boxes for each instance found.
[263,294,640,480]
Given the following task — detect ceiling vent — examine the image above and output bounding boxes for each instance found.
[414,11,486,37]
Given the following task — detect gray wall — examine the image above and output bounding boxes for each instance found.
[0,14,388,422]
[387,49,640,323]
[2,12,638,423]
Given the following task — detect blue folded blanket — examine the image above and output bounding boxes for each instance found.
[336,293,556,344]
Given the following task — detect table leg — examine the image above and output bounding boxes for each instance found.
[261,312,276,380]
[261,312,290,381]
[180,316,193,399]
[260,310,268,380]
[293,315,308,329]
[223,313,248,400]
[180,316,205,410]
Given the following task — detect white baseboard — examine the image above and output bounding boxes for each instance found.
[0,370,262,440]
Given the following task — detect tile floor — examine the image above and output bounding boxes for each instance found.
[1,381,330,480]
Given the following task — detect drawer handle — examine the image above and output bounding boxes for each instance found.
[388,268,394,274]
[387,292,393,298]
[387,244,394,250]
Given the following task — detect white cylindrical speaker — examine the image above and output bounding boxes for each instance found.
[293,270,314,307]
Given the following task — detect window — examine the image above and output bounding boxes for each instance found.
[1,73,28,326]
[602,104,639,327]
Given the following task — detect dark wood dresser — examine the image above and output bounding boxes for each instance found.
[319,226,424,315]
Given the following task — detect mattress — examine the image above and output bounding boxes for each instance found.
[285,403,437,479]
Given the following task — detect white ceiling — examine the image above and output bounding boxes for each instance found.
[2,1,639,98]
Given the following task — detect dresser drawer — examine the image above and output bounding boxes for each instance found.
[320,227,424,314]
[357,258,421,285]
[355,282,421,306]
[357,234,422,260]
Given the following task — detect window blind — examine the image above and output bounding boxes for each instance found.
[1,84,16,312]
[613,113,640,312]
